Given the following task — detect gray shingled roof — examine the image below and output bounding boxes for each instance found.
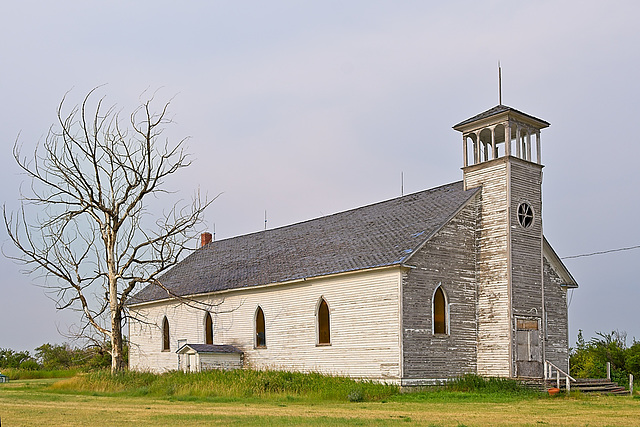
[130,181,479,305]
[453,104,550,128]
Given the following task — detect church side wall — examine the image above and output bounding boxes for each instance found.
[129,302,198,373]
[129,268,402,381]
[401,197,478,383]
[543,258,570,372]
[464,159,511,377]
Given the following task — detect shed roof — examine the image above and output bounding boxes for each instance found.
[176,344,243,354]
[130,181,479,305]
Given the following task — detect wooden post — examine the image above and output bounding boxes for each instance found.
[474,137,479,164]
[491,128,496,159]
[607,362,611,380]
[505,122,511,156]
[556,369,560,389]
[463,135,468,167]
[630,374,634,396]
[566,375,571,393]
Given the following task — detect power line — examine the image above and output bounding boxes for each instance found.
[561,244,640,260]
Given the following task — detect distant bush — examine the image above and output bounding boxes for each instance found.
[0,348,35,369]
[571,330,639,387]
[35,343,117,370]
[0,340,126,373]
[19,359,40,371]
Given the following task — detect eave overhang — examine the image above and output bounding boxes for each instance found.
[543,237,579,289]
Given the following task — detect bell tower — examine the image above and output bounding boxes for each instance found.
[453,105,550,378]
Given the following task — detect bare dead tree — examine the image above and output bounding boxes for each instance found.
[3,88,212,373]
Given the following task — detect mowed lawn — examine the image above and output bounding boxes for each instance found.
[1,378,639,426]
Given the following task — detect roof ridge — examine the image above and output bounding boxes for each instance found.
[209,180,465,243]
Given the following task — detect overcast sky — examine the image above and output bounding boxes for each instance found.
[1,1,639,353]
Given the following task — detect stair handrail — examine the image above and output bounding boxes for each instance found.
[544,360,576,382]
[545,360,576,392]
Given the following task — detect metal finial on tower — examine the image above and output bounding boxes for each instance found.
[498,61,502,105]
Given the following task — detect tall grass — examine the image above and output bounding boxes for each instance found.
[395,374,542,403]
[51,369,399,402]
[2,368,77,380]
[48,371,543,403]
[445,373,536,394]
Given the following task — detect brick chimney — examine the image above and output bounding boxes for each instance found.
[200,232,212,247]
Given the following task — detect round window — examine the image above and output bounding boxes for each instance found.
[517,202,534,228]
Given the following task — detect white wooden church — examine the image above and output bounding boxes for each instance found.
[128,103,578,384]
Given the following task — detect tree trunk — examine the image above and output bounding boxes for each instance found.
[109,258,125,373]
[111,308,125,373]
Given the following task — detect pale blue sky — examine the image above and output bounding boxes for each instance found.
[1,1,639,352]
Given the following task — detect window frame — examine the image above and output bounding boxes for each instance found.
[316,297,331,346]
[517,201,535,229]
[432,285,450,336]
[204,312,214,345]
[255,306,266,349]
[162,316,170,352]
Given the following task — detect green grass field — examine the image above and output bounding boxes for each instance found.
[1,374,639,426]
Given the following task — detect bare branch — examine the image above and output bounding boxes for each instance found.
[4,88,212,373]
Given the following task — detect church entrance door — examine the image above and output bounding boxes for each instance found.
[515,317,542,377]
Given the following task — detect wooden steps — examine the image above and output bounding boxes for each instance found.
[519,377,629,395]
[554,378,628,395]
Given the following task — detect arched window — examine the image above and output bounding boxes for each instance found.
[255,306,266,348]
[204,312,213,345]
[317,298,331,345]
[433,286,448,335]
[162,316,170,351]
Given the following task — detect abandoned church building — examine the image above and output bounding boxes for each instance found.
[128,104,578,384]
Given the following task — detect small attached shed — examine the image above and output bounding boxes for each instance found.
[176,344,243,373]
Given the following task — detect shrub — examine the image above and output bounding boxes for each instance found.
[347,388,364,402]
[19,359,41,371]
[570,330,639,388]
[0,348,32,369]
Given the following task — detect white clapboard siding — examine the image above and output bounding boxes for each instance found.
[129,268,402,381]
[464,158,511,377]
[200,353,243,371]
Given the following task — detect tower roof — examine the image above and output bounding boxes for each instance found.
[453,105,550,132]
